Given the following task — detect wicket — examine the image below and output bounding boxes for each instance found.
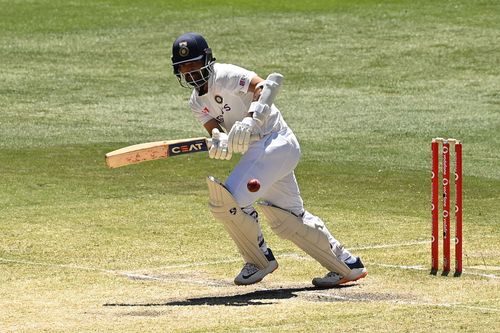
[431,138,462,277]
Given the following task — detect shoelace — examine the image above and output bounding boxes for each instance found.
[325,271,342,278]
[242,263,259,275]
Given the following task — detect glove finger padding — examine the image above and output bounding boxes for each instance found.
[209,128,232,160]
[214,144,222,159]
[222,141,232,160]
[228,120,253,154]
[241,129,250,153]
[220,146,232,160]
[209,128,220,159]
[228,122,241,154]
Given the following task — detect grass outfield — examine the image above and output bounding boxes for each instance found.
[1,0,499,332]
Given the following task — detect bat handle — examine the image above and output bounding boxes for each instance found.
[206,134,260,149]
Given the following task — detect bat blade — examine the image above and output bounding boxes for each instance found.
[105,137,211,168]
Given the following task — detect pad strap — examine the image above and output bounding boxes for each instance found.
[258,202,351,276]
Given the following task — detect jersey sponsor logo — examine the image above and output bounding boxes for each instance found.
[168,139,208,156]
[214,95,223,104]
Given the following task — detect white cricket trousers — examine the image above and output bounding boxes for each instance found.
[225,127,303,214]
[224,127,353,263]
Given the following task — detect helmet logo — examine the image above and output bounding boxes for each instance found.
[179,41,189,57]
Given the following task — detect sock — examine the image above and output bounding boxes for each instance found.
[258,232,269,255]
[344,255,357,264]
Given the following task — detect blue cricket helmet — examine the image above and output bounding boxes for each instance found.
[171,33,215,89]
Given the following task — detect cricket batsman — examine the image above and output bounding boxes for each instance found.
[171,32,367,287]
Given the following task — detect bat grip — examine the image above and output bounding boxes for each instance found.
[206,133,260,149]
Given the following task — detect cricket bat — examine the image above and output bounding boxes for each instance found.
[105,137,213,168]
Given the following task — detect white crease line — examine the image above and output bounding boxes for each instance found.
[350,240,430,250]
[1,239,497,280]
[0,258,113,273]
[374,263,427,270]
[373,263,499,279]
[121,273,164,281]
[152,258,241,270]
[140,241,432,271]
[0,240,429,271]
[277,254,499,279]
[0,258,168,282]
[0,258,227,286]
[2,256,499,311]
[121,272,228,286]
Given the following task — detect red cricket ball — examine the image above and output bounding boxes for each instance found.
[247,178,261,192]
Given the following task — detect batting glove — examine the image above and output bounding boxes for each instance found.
[228,117,259,154]
[209,128,232,160]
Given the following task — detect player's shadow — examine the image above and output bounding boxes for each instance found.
[104,285,353,307]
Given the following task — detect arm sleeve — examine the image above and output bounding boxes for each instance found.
[216,64,256,94]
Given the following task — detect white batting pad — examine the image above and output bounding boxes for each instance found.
[258,202,352,276]
[207,176,269,269]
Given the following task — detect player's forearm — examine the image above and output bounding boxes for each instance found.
[204,118,223,135]
[249,76,264,101]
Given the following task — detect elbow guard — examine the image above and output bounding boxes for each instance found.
[249,73,284,127]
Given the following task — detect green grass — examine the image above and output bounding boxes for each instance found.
[1,0,499,332]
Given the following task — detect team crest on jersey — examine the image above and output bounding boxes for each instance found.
[214,95,223,104]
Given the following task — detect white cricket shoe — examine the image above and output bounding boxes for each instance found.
[234,249,278,285]
[312,256,368,288]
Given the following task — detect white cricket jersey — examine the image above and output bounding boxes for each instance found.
[189,63,287,135]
